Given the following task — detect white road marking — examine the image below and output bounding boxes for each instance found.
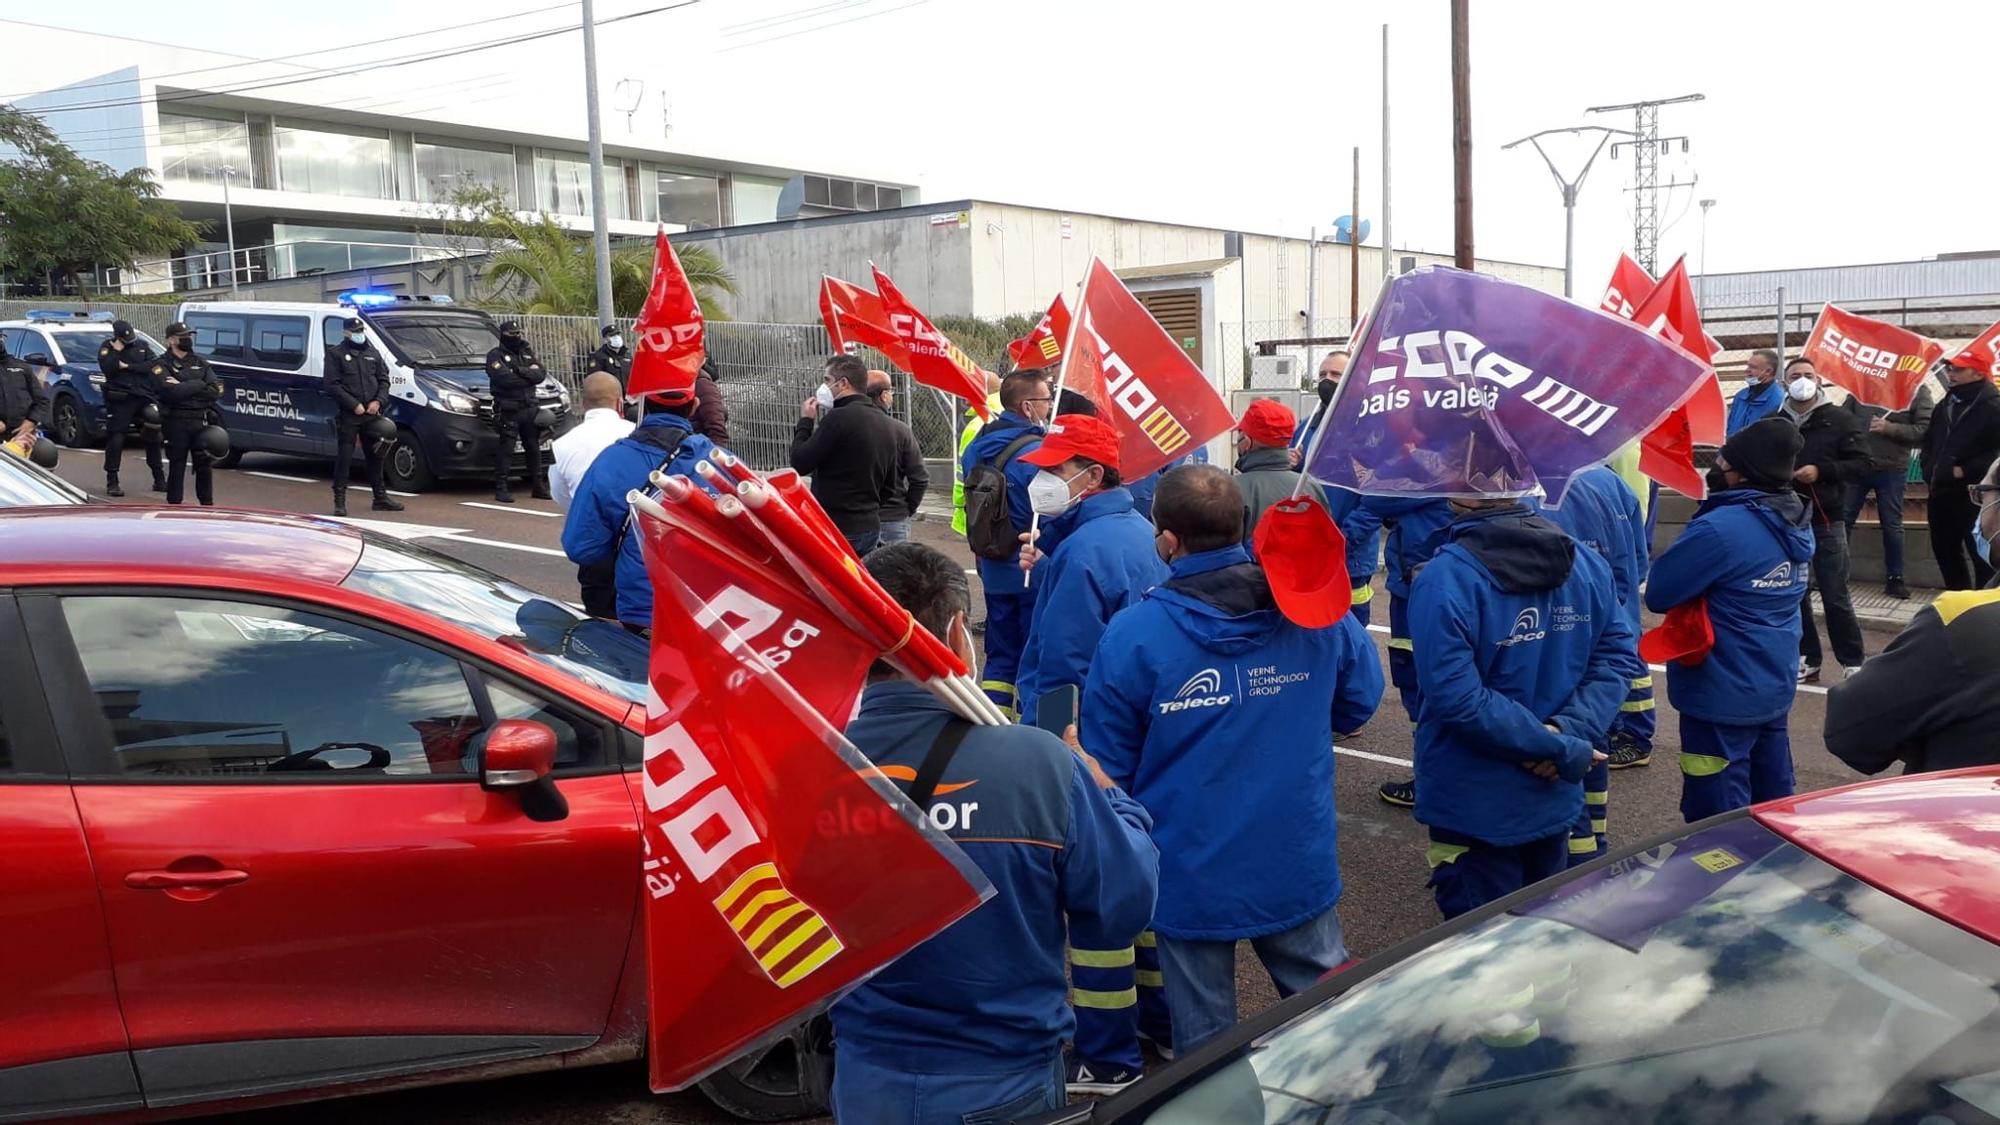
[463,501,560,518]
[243,470,316,484]
[1336,745,1413,768]
[445,534,570,559]
[385,488,419,498]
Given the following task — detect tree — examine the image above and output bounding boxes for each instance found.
[0,107,200,292]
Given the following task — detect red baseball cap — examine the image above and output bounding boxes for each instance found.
[1947,350,1990,372]
[1237,398,1297,447]
[1021,413,1121,472]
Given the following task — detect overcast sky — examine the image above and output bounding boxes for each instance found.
[8,0,1996,283]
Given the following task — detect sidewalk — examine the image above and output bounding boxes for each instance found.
[1818,582,1936,633]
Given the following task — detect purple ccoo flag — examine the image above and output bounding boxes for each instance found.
[1306,267,1709,508]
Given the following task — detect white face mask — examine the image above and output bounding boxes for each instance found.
[607,334,624,350]
[1787,376,1819,403]
[815,383,838,410]
[346,331,367,345]
[1027,469,1080,516]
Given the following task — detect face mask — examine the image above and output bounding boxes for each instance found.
[607,335,624,350]
[1317,379,1337,406]
[173,336,193,351]
[1979,498,2000,566]
[1027,469,1080,516]
[1704,467,1731,494]
[503,335,526,350]
[346,331,367,345]
[1787,376,1818,403]
[814,383,838,410]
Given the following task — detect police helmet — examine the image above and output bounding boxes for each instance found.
[138,402,162,429]
[194,424,230,461]
[533,407,557,431]
[27,436,57,469]
[362,414,397,444]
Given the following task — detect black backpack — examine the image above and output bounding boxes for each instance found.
[965,430,1041,560]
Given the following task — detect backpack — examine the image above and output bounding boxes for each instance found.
[964,430,1041,560]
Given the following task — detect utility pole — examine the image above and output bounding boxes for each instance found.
[1502,126,1635,299]
[1350,146,1361,327]
[1380,23,1392,277]
[1698,197,1717,305]
[1449,0,1473,269]
[581,0,616,328]
[1587,92,1703,275]
[220,164,239,294]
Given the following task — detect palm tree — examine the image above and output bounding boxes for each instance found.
[480,212,740,320]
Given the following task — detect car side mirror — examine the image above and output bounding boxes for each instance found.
[480,719,568,822]
[24,353,51,368]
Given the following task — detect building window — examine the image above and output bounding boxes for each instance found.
[158,111,251,187]
[656,170,721,229]
[730,174,786,225]
[274,122,394,199]
[533,151,629,219]
[414,138,517,207]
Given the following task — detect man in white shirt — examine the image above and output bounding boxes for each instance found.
[550,371,635,617]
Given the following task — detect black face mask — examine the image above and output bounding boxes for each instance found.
[503,335,527,351]
[1317,379,1338,406]
[1704,468,1731,494]
[172,336,193,352]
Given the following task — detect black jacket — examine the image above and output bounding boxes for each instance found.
[0,353,49,428]
[1922,377,2000,495]
[485,343,546,406]
[875,404,930,524]
[324,340,391,416]
[1827,588,2000,776]
[693,373,730,447]
[588,342,630,384]
[789,394,906,537]
[97,338,158,401]
[1838,381,1934,474]
[153,351,221,419]
[1787,400,1869,526]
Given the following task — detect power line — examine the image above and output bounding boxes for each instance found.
[717,0,927,52]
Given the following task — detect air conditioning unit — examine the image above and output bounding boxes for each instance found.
[1250,354,1300,389]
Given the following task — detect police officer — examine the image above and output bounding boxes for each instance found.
[587,324,629,388]
[99,320,164,496]
[486,320,551,503]
[155,321,223,507]
[325,316,405,517]
[0,334,49,451]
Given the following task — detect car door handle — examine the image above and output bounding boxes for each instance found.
[125,869,249,890]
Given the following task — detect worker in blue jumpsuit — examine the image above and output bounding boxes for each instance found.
[1362,496,1455,808]
[1408,497,1632,917]
[1011,413,1171,1093]
[833,542,1159,1125]
[1542,465,1650,864]
[1644,418,1814,821]
[960,370,1056,712]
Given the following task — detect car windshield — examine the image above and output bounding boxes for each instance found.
[52,328,155,364]
[371,313,501,367]
[0,453,90,507]
[340,536,648,705]
[1133,818,2000,1125]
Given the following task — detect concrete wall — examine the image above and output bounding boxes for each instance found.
[1652,493,1949,589]
[964,203,1226,319]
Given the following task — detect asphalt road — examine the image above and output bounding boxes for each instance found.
[43,449,1890,1125]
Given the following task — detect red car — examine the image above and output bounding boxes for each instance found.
[0,507,816,1122]
[1030,767,2000,1124]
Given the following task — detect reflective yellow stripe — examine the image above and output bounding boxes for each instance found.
[1387,637,1414,652]
[1135,970,1165,988]
[1932,588,2000,625]
[1584,791,1609,806]
[1068,946,1135,968]
[1620,698,1657,712]
[1568,836,1598,855]
[1072,987,1138,1009]
[1135,931,1158,948]
[1351,584,1375,605]
[1591,818,1608,834]
[980,679,1015,699]
[1681,753,1730,777]
[1426,842,1470,868]
[1629,675,1653,690]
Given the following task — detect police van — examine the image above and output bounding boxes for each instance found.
[173,293,571,492]
[0,310,166,448]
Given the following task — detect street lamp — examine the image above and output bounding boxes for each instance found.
[1502,126,1637,299]
[219,164,240,294]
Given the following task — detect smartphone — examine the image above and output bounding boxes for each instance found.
[1034,684,1079,736]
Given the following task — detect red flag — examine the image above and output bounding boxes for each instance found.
[1600,253,1654,319]
[1061,257,1236,481]
[818,275,897,358]
[1007,293,1072,371]
[1948,319,2000,380]
[638,514,990,1092]
[870,264,992,418]
[1801,304,1945,409]
[628,227,705,399]
[1625,258,1727,498]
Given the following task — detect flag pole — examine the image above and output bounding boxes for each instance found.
[1289,268,1391,501]
[1021,255,1096,590]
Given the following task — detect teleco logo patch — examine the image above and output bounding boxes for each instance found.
[1159,667,1233,714]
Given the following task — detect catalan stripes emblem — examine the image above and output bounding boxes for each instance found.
[1139,406,1191,454]
[712,863,844,988]
[1038,336,1061,360]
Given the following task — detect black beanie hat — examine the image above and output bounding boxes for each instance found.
[1719,416,1802,489]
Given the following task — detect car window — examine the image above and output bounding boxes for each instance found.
[371,312,499,367]
[186,313,246,362]
[323,316,349,354]
[60,595,494,779]
[1,329,29,357]
[1132,818,2000,1125]
[14,329,52,363]
[249,315,309,371]
[0,453,90,507]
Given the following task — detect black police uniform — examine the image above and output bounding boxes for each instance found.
[324,323,403,515]
[98,327,163,493]
[155,340,223,506]
[588,339,631,388]
[485,332,550,501]
[0,342,49,442]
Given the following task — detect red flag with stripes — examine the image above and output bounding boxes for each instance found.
[870,264,992,418]
[627,227,706,399]
[1007,293,1072,371]
[1061,257,1236,481]
[637,512,990,1092]
[1801,304,1945,409]
[818,275,898,359]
